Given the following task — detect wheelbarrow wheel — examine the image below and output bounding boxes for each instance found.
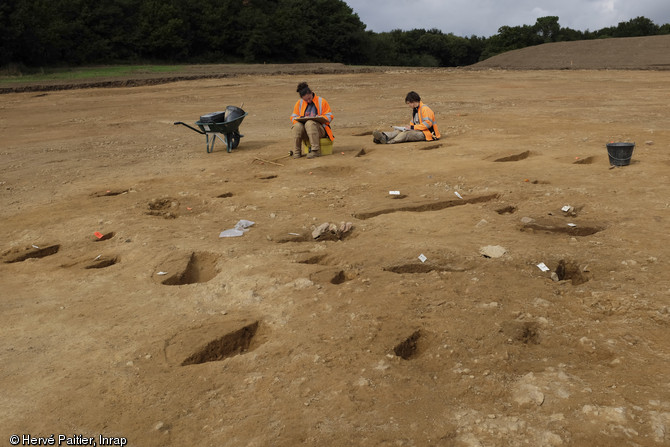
[226,132,241,152]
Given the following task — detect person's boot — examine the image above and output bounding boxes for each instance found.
[292,149,302,159]
[307,148,320,158]
[372,130,388,144]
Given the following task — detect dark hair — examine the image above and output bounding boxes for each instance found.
[297,82,312,97]
[405,91,421,103]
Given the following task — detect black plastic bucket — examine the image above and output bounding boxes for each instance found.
[224,106,245,122]
[606,142,635,166]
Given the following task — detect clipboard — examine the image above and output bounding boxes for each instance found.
[295,116,329,124]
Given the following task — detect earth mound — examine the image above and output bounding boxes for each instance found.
[471,34,670,70]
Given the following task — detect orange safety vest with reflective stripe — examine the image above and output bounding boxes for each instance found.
[411,101,440,141]
[291,94,334,140]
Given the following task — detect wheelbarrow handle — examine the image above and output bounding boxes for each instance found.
[173,121,205,134]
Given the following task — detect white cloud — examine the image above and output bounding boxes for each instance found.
[345,0,670,36]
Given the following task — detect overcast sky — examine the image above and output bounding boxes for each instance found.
[344,0,670,37]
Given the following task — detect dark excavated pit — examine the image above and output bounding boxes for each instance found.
[394,330,422,360]
[276,233,312,243]
[496,205,518,215]
[494,150,530,162]
[147,197,179,219]
[555,259,590,285]
[502,321,540,345]
[3,244,61,263]
[521,221,604,237]
[161,252,219,285]
[85,256,119,269]
[331,270,346,284]
[330,270,356,285]
[217,192,234,198]
[91,189,129,197]
[385,263,466,274]
[419,143,442,151]
[309,268,356,286]
[94,231,115,242]
[353,193,498,220]
[181,321,259,366]
[299,254,328,265]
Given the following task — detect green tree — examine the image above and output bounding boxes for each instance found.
[49,0,142,64]
[556,26,585,42]
[613,16,659,37]
[534,16,560,42]
[243,0,307,63]
[7,0,62,66]
[480,24,534,60]
[443,34,478,66]
[0,0,19,66]
[136,0,188,60]
[365,32,399,66]
[4,2,670,69]
[417,30,449,65]
[283,0,367,63]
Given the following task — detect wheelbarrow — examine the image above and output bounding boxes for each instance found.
[174,106,248,153]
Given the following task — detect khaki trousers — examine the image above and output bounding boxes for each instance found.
[384,129,426,144]
[292,121,326,152]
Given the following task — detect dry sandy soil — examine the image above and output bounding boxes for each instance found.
[1,40,670,447]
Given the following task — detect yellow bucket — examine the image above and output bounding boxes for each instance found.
[302,137,333,156]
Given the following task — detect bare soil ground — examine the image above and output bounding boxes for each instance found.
[1,39,670,447]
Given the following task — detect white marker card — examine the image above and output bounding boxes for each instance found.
[536,262,550,272]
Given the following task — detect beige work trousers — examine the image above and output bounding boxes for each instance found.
[292,121,326,152]
[384,129,426,144]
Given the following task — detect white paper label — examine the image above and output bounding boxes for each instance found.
[536,262,550,272]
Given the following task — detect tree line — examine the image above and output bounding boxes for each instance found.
[1,0,669,69]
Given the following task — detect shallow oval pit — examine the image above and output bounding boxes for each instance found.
[160,252,220,285]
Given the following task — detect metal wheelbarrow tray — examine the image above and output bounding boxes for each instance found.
[174,108,248,153]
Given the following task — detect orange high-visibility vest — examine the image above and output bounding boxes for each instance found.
[291,94,334,140]
[411,101,440,140]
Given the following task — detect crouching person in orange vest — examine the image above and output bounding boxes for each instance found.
[290,82,334,158]
[373,91,440,144]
